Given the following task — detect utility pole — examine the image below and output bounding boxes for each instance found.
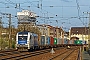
[88,13,90,49]
[40,0,42,9]
[0,13,12,49]
[0,17,2,50]
[8,14,11,49]
[84,12,90,49]
[83,12,90,49]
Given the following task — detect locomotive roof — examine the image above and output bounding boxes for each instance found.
[18,31,38,36]
[18,31,28,34]
[32,33,38,36]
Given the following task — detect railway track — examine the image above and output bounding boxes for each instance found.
[0,46,81,60]
[0,49,17,53]
[0,47,64,60]
[63,49,80,60]
[23,46,78,60]
[49,47,80,60]
[0,49,49,60]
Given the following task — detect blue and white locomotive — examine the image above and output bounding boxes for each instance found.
[16,31,39,51]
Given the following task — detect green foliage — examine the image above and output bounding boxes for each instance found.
[0,38,9,49]
[0,38,16,49]
[11,40,16,48]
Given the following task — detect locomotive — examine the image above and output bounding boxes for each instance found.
[16,31,39,51]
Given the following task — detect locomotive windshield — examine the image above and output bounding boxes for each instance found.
[18,36,27,40]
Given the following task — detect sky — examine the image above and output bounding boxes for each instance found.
[0,0,90,31]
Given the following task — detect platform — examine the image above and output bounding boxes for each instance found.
[82,51,90,60]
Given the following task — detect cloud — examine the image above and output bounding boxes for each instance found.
[61,0,72,2]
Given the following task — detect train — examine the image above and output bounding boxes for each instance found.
[16,31,84,51]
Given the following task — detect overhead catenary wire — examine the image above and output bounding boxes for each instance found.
[0,0,90,29]
[0,0,53,25]
[0,0,58,18]
[0,0,89,19]
[76,0,85,25]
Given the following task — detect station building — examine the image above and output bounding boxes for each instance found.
[69,27,89,51]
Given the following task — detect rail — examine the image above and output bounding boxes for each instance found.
[61,50,75,60]
[49,49,72,60]
[0,49,50,60]
[49,47,79,60]
[0,49,17,53]
[77,49,80,60]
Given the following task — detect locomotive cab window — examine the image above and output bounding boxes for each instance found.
[18,36,27,40]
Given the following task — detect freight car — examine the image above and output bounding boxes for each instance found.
[74,40,82,44]
[40,35,50,45]
[40,35,50,49]
[16,31,39,51]
[40,35,58,48]
[68,40,83,44]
